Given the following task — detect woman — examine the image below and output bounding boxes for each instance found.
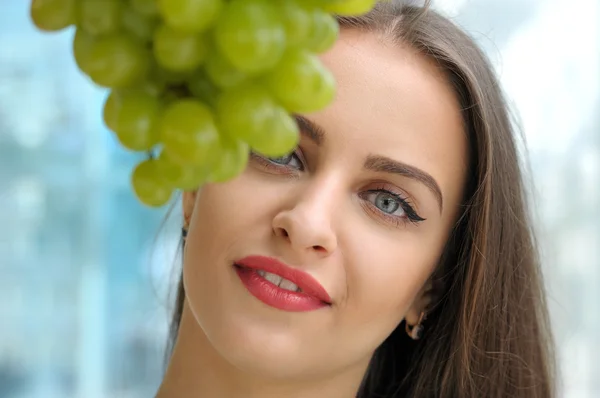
[156,1,556,397]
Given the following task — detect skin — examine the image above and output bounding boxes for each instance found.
[157,29,468,398]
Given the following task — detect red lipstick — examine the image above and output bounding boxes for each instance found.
[234,255,331,312]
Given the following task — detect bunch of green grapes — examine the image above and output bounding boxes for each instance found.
[30,0,377,207]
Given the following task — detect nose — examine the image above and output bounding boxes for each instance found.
[272,181,339,256]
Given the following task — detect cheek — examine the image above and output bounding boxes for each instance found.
[342,232,440,327]
[182,175,287,316]
[182,180,262,314]
[187,177,273,258]
[194,184,252,243]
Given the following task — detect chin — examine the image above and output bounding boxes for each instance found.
[185,284,328,379]
[183,258,339,380]
[207,309,327,380]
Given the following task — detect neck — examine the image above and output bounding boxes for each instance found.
[156,302,368,398]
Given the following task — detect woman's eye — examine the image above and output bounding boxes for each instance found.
[267,153,303,170]
[364,191,406,216]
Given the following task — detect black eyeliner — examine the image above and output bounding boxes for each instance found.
[366,189,426,223]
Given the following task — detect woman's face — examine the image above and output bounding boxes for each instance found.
[182,29,468,381]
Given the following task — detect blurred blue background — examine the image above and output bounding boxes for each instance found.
[0,0,598,397]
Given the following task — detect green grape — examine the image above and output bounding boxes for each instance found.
[161,88,189,106]
[300,0,345,6]
[102,91,120,132]
[204,45,246,89]
[153,24,209,72]
[253,106,300,156]
[79,0,123,36]
[158,0,223,33]
[303,8,339,53]
[131,0,159,17]
[72,28,95,71]
[121,3,158,42]
[187,71,220,108]
[156,149,209,190]
[136,80,163,98]
[77,33,151,88]
[132,159,174,207]
[279,0,312,47]
[323,0,377,16]
[217,83,299,157]
[150,64,192,89]
[214,0,286,73]
[135,68,172,98]
[103,90,161,151]
[30,0,76,32]
[208,137,249,183]
[265,49,335,113]
[160,99,221,165]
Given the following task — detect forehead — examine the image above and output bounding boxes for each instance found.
[308,29,468,216]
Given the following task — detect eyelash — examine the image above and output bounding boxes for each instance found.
[358,187,426,227]
[250,151,426,226]
[250,151,304,175]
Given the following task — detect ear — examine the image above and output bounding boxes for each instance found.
[404,278,439,326]
[182,190,198,228]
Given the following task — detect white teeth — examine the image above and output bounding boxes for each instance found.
[257,270,301,292]
[263,271,283,286]
[278,279,300,292]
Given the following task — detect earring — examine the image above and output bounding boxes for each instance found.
[405,311,427,340]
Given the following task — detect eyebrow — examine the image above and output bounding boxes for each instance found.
[294,115,325,146]
[364,155,444,212]
[294,114,444,213]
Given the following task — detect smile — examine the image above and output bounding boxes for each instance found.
[233,255,331,313]
[256,270,302,293]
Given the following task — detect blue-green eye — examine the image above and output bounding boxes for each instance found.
[267,153,303,170]
[360,189,426,225]
[365,191,405,216]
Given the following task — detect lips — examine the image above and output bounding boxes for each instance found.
[234,255,332,312]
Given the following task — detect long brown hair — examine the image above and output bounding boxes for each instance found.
[166,1,556,397]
